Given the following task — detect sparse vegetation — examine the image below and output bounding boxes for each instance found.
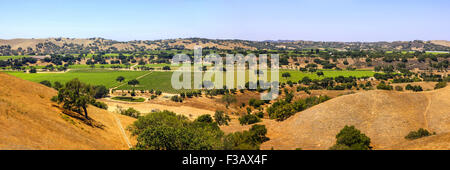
[405,128,433,140]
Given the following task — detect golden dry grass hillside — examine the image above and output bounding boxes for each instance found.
[261,86,450,150]
[0,73,136,150]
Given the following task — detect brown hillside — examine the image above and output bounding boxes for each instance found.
[430,40,450,48]
[0,73,135,150]
[260,86,450,150]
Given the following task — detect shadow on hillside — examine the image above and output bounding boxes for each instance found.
[52,104,105,129]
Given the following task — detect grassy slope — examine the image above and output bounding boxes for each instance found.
[0,72,136,149]
[260,86,450,150]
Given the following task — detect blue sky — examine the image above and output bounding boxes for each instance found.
[0,0,449,41]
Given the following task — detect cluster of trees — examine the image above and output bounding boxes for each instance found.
[376,81,393,90]
[129,110,268,150]
[405,84,423,92]
[180,91,202,98]
[0,57,37,70]
[292,76,368,91]
[405,128,434,140]
[267,95,330,121]
[329,125,372,150]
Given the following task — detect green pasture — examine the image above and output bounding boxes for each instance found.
[5,69,148,88]
[4,68,376,93]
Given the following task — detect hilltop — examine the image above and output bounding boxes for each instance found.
[1,38,449,56]
[0,72,135,149]
[259,86,450,150]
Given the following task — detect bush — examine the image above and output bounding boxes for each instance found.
[195,114,214,123]
[239,114,261,125]
[395,86,403,91]
[248,98,268,108]
[119,107,141,118]
[29,67,37,73]
[435,81,447,89]
[329,125,371,150]
[170,95,183,102]
[40,80,52,87]
[51,96,58,102]
[405,128,432,140]
[255,112,264,118]
[92,101,108,110]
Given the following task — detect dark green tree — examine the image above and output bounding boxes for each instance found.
[214,110,231,126]
[57,78,94,119]
[329,125,371,150]
[116,76,125,82]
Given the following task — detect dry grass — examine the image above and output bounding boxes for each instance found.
[257,86,450,150]
[0,73,136,150]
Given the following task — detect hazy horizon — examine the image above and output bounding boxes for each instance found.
[1,37,448,43]
[1,0,449,42]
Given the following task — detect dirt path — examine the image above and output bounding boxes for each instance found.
[423,93,432,129]
[110,112,132,148]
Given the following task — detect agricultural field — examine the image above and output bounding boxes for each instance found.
[5,69,148,88]
[117,69,377,93]
[67,64,129,69]
[3,68,377,93]
[0,55,29,60]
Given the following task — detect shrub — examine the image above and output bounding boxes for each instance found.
[51,96,58,102]
[170,95,183,102]
[329,125,371,150]
[405,128,432,140]
[395,86,403,91]
[92,101,108,110]
[29,67,37,73]
[119,107,141,118]
[248,98,268,108]
[434,81,447,89]
[221,94,236,107]
[255,112,264,118]
[195,114,214,123]
[239,114,261,125]
[40,80,52,87]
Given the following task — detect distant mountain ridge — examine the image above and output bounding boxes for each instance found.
[0,38,449,55]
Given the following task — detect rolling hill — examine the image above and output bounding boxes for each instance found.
[0,72,135,150]
[260,86,450,150]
